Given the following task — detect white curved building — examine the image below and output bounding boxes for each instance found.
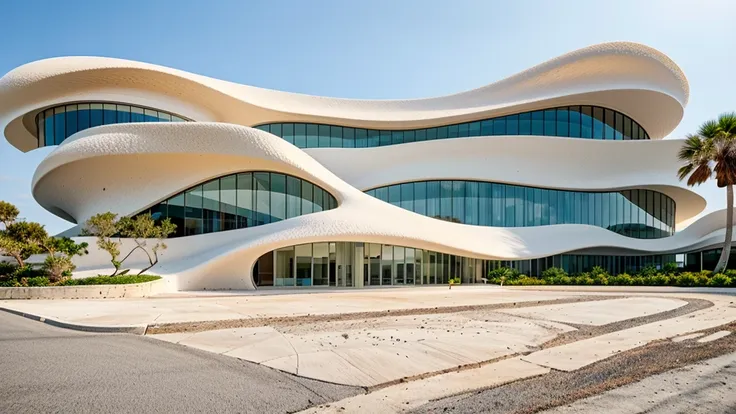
[0,42,730,290]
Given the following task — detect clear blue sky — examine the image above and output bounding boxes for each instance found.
[1,0,735,234]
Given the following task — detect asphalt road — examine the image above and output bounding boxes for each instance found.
[0,311,361,413]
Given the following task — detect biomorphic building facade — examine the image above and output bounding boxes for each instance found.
[1,42,733,290]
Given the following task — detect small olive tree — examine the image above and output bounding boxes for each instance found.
[84,212,176,276]
[0,206,48,268]
[118,214,176,275]
[0,200,88,282]
[0,200,20,228]
[41,237,89,283]
[83,212,123,276]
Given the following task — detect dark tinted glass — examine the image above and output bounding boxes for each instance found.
[36,102,188,147]
[253,105,649,149]
[136,171,337,238]
[367,180,674,239]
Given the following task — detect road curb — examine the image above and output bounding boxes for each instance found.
[0,306,148,335]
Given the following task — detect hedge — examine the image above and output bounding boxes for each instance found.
[487,266,735,288]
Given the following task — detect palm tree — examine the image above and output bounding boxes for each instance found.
[678,112,736,273]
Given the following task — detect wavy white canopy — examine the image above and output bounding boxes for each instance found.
[32,123,717,290]
[1,42,688,152]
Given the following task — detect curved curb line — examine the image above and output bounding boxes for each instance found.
[0,306,148,335]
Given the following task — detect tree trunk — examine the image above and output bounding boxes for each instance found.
[713,184,734,273]
[137,250,158,276]
[12,254,24,268]
[137,258,157,276]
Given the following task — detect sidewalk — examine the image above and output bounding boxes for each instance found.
[0,286,582,329]
[0,285,732,334]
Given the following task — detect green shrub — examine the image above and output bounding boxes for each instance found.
[487,267,520,284]
[0,278,18,287]
[609,273,633,285]
[695,273,710,286]
[591,273,609,285]
[708,273,732,287]
[59,275,160,286]
[515,277,545,285]
[676,272,698,287]
[650,273,671,286]
[590,266,608,277]
[550,275,573,285]
[631,276,646,286]
[0,261,16,276]
[638,265,659,278]
[573,275,595,285]
[662,262,679,274]
[541,267,567,280]
[541,267,572,285]
[24,276,50,287]
[488,267,520,279]
[13,265,46,279]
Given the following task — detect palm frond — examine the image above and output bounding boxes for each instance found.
[677,164,694,181]
[687,163,713,186]
[677,133,715,186]
[717,111,736,135]
[698,120,721,138]
[677,134,710,161]
[712,133,736,187]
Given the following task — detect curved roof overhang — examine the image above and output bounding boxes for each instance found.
[1,42,689,152]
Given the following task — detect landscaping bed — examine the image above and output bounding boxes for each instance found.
[0,262,160,287]
[489,265,736,288]
[0,275,165,300]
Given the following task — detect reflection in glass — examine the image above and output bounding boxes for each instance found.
[253,106,649,149]
[366,180,675,239]
[135,171,337,238]
[35,101,189,147]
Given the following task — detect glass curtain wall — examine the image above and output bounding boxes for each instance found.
[257,241,682,288]
[255,105,649,149]
[135,171,338,238]
[685,247,736,272]
[367,182,675,239]
[36,102,189,147]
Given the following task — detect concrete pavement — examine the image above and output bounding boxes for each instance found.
[154,292,733,387]
[152,310,574,386]
[0,286,580,328]
[498,296,686,325]
[4,286,736,413]
[0,311,360,414]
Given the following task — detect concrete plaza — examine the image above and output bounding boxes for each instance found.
[2,286,735,413]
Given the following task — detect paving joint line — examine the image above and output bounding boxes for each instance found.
[145,295,622,335]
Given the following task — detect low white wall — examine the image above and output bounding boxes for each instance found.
[0,278,166,300]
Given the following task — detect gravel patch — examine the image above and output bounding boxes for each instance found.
[540,298,712,348]
[543,351,736,413]
[412,321,736,414]
[146,295,615,335]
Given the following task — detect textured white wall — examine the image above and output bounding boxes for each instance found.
[1,41,719,291]
[306,136,704,224]
[26,123,729,291]
[1,42,689,153]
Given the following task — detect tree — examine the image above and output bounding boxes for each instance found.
[41,237,89,283]
[83,212,123,276]
[117,214,176,275]
[0,220,48,268]
[678,112,736,273]
[84,212,176,276]
[0,200,19,228]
